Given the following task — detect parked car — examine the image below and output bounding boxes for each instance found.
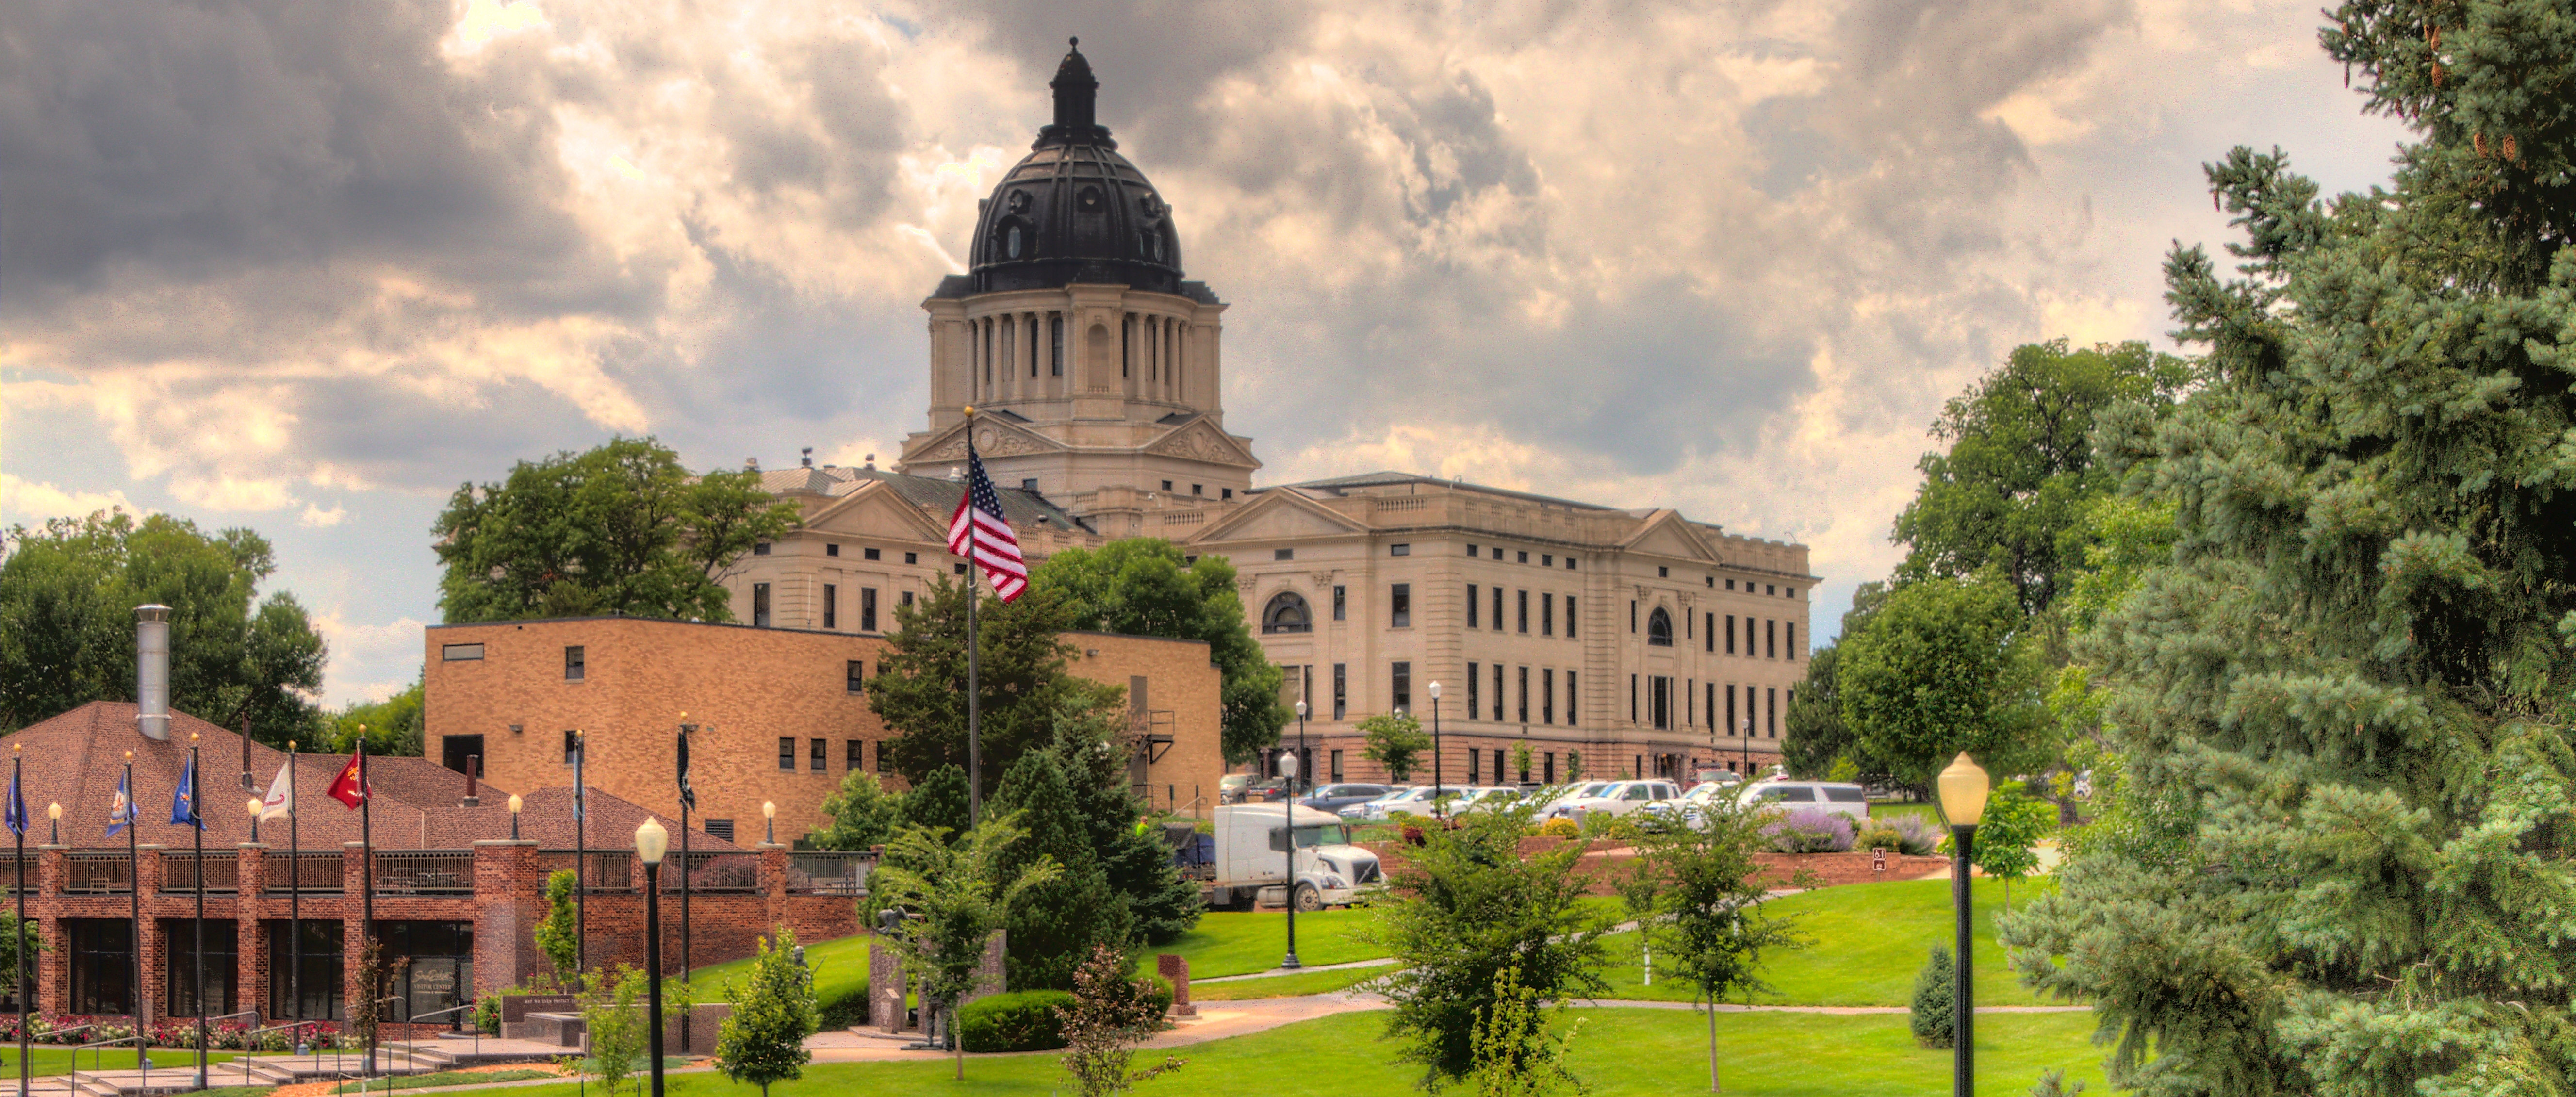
[1219,774,1253,805]
[1685,770,1743,791]
[1350,785,1443,821]
[1536,782,1614,817]
[1299,783,1394,815]
[1735,779,1870,822]
[1540,780,1683,823]
[1640,780,1739,827]
[1432,786,1522,815]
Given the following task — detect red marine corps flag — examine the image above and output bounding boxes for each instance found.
[327,749,369,809]
[948,432,1028,602]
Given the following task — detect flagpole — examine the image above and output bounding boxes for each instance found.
[189,737,206,1090]
[287,742,300,1046]
[359,740,375,1081]
[121,752,138,1056]
[573,731,586,976]
[15,746,29,1097]
[965,406,982,828]
[677,721,691,979]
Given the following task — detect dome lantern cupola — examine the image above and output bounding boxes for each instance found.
[967,38,1184,295]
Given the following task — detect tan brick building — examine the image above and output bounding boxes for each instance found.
[424,616,1226,838]
[714,45,1817,785]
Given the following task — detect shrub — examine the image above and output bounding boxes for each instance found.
[1886,814,1944,856]
[1055,944,1183,1097]
[1854,822,1905,852]
[1538,817,1580,839]
[1910,945,1956,1048]
[959,990,1076,1052]
[1760,809,1854,853]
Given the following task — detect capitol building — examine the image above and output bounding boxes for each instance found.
[722,42,1814,788]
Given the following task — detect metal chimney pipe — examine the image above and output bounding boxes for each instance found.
[135,605,172,740]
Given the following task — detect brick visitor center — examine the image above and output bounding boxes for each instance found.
[0,702,860,1030]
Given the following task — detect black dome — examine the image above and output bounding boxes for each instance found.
[966,39,1183,295]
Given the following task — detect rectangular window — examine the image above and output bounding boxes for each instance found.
[1687,677,1695,725]
[1566,671,1577,727]
[1330,750,1344,783]
[1706,613,1715,653]
[564,646,585,682]
[822,584,837,630]
[439,643,483,661]
[1566,596,1576,638]
[778,737,796,770]
[848,740,864,770]
[1333,586,1346,621]
[1492,546,1504,560]
[1767,619,1777,659]
[846,660,864,693]
[1052,314,1064,375]
[905,551,918,565]
[1023,478,1040,491]
[811,738,827,771]
[69,919,136,1016]
[1493,663,1505,721]
[1652,676,1671,730]
[1727,685,1738,737]
[1542,555,1552,567]
[1467,585,1478,628]
[753,542,770,556]
[1747,615,1757,655]
[1726,614,1737,655]
[1468,749,1479,784]
[1517,551,1529,564]
[1630,600,1638,633]
[1466,663,1480,719]
[1517,590,1529,633]
[1392,662,1412,712]
[1518,666,1530,724]
[901,591,915,607]
[1631,674,1639,722]
[752,583,771,628]
[1492,586,1505,632]
[1466,543,1478,556]
[1768,687,1779,737]
[1567,557,1578,571]
[1787,622,1797,659]
[1390,543,1411,557]
[862,587,879,632]
[1333,664,1347,720]
[865,546,882,560]
[1542,593,1553,636]
[1497,749,1510,784]
[563,730,580,766]
[1542,752,1555,784]
[1685,610,1692,639]
[1542,668,1555,725]
[1391,584,1411,628]
[267,919,342,1021]
[165,917,239,1019]
[705,819,736,842]
[1275,548,1295,561]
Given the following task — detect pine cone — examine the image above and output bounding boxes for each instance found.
[2504,133,2519,161]
[2475,132,2488,156]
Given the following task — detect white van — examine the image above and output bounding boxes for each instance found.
[1736,780,1870,822]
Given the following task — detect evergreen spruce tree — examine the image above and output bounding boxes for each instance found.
[901,764,971,839]
[993,750,1133,989]
[1909,945,1955,1050]
[2003,5,2576,1094]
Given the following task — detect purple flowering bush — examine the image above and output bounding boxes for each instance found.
[1761,809,1855,853]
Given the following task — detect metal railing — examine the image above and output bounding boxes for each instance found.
[61,854,130,894]
[372,852,475,896]
[0,856,27,895]
[408,1002,480,1059]
[264,851,346,893]
[788,851,873,895]
[163,852,239,893]
[676,852,757,894]
[540,851,634,892]
[69,1028,148,1093]
[236,1017,339,1088]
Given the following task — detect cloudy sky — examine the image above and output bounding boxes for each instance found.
[2,0,2410,706]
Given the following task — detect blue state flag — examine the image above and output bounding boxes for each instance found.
[170,752,203,828]
[104,772,135,837]
[4,769,24,839]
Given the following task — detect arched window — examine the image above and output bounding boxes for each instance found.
[1262,592,1313,635]
[1646,607,1674,647]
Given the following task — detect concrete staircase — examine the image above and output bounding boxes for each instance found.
[56,1034,572,1097]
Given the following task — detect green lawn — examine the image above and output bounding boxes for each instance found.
[1867,801,1945,826]
[331,1068,556,1093]
[416,1009,2109,1096]
[688,929,872,1023]
[1190,963,1389,1001]
[0,1047,245,1078]
[1152,905,1391,978]
[1597,877,2061,1007]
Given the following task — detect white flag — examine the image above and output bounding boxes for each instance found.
[260,758,295,820]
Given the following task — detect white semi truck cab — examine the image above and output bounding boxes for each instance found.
[1198,803,1383,912]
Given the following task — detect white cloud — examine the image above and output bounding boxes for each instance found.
[0,474,143,526]
[311,614,429,707]
[298,503,349,528]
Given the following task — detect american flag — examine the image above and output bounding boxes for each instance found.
[948,437,1028,601]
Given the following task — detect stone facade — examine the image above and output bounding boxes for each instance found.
[427,616,1229,833]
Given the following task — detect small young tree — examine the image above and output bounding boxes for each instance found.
[1467,965,1585,1097]
[532,869,580,986]
[1910,945,1957,1049]
[715,931,820,1097]
[1510,741,1535,785]
[1362,803,1613,1086]
[1359,711,1431,784]
[869,815,1061,1081]
[0,910,48,998]
[1055,944,1183,1097]
[1563,751,1582,783]
[1620,794,1813,1093]
[577,964,648,1096]
[1962,783,2051,911]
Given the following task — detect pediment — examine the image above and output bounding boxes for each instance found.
[1621,510,1717,562]
[803,481,951,542]
[903,417,1066,465]
[1189,491,1370,544]
[1144,419,1261,469]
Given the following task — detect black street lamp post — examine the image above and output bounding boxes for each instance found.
[1937,752,1991,1097]
[1427,682,1444,819]
[1279,747,1302,971]
[636,819,671,1097]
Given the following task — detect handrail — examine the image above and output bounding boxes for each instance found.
[70,1032,146,1091]
[240,1017,342,1085]
[409,1002,480,1059]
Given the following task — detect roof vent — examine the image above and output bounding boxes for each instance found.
[864,453,876,470]
[801,447,814,468]
[745,457,760,471]
[949,467,964,481]
[135,605,172,741]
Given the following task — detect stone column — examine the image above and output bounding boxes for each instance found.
[757,844,788,937]
[136,845,164,1027]
[236,843,269,1024]
[342,842,368,1023]
[1156,953,1194,1017]
[867,942,907,1033]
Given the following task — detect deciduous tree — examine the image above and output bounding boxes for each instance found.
[1031,539,1290,765]
[1836,573,2050,788]
[868,579,1122,799]
[714,932,818,1097]
[870,816,1060,1082]
[1359,711,1430,784]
